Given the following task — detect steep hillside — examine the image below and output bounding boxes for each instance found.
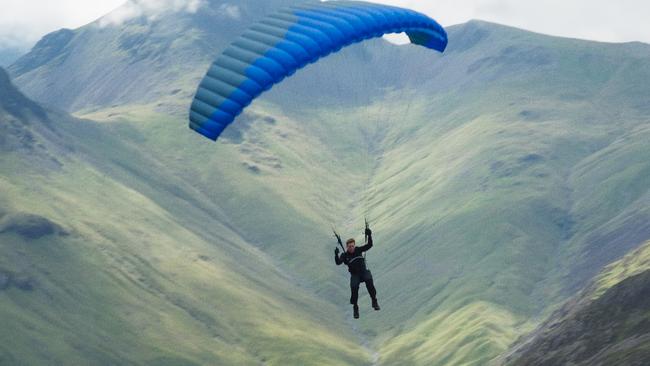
[500,241,650,366]
[4,1,650,365]
[0,67,369,365]
[77,21,650,365]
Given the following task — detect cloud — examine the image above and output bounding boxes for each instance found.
[98,0,206,27]
[371,0,650,44]
[0,34,31,51]
[0,0,126,48]
[1,0,649,50]
[218,4,241,20]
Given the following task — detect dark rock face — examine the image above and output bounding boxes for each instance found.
[0,213,64,239]
[502,270,650,366]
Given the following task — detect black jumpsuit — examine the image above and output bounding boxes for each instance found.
[335,235,377,306]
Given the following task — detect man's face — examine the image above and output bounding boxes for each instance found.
[346,241,355,253]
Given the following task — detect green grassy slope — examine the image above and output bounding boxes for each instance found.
[592,240,650,299]
[0,68,369,365]
[77,56,649,364]
[4,6,650,365]
[343,23,649,364]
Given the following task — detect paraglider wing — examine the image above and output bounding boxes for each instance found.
[189,0,448,141]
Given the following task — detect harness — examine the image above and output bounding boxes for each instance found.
[347,255,364,264]
[333,219,371,272]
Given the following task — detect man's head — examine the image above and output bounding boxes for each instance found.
[346,238,356,253]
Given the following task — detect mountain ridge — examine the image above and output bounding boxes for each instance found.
[1,2,649,364]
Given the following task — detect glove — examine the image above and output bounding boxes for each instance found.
[335,247,340,256]
[365,227,372,236]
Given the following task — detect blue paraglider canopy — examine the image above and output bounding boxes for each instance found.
[189,0,448,141]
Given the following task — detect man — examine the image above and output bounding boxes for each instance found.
[334,225,380,319]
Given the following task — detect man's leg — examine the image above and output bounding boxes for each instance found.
[363,270,380,311]
[350,275,361,318]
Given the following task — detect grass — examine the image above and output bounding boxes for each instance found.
[592,240,650,299]
[68,76,647,365]
[0,111,371,365]
[2,18,650,366]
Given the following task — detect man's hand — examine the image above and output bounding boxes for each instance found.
[335,247,340,256]
[364,218,372,237]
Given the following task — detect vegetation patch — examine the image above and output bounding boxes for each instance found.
[0,269,35,292]
[0,212,65,239]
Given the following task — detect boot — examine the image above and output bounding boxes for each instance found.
[353,304,359,319]
[372,298,380,311]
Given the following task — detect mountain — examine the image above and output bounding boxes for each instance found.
[0,67,369,365]
[4,1,650,365]
[8,0,304,112]
[0,47,25,67]
[500,240,650,366]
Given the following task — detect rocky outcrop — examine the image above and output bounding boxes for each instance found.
[501,270,650,366]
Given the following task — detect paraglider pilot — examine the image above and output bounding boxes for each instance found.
[334,222,380,319]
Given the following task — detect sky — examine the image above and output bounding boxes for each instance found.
[0,0,648,50]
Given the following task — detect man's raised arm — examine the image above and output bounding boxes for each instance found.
[358,227,373,252]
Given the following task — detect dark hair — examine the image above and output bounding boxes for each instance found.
[346,238,355,245]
